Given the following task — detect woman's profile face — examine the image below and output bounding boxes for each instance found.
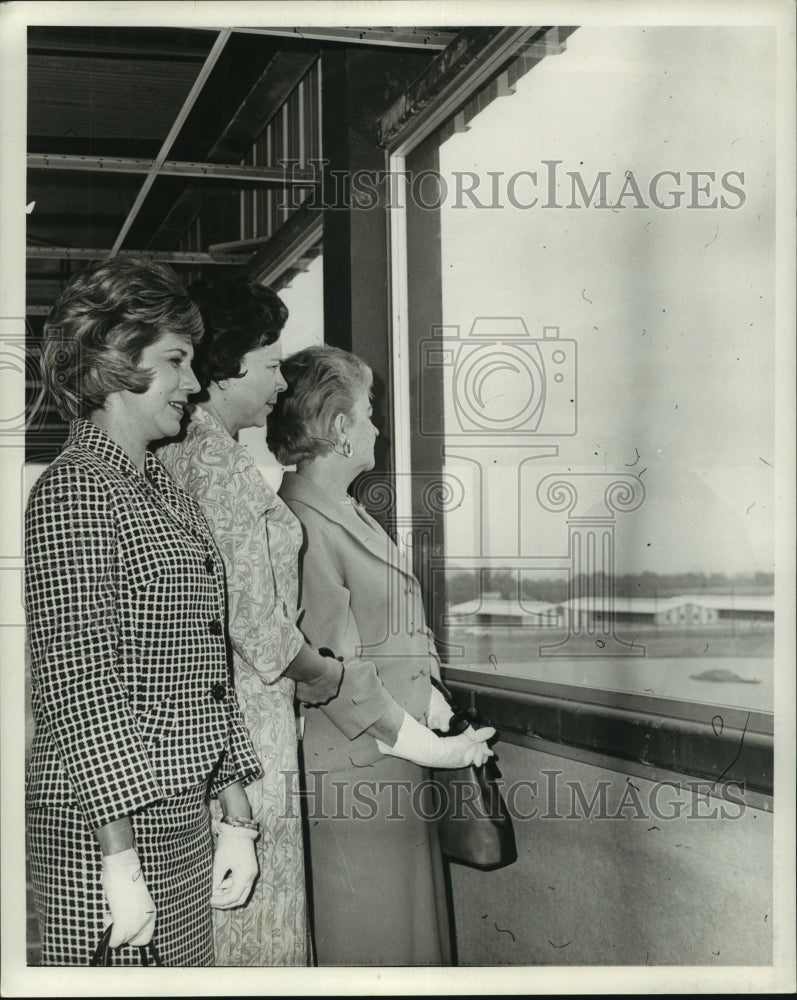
[345,385,379,475]
[113,331,200,445]
[223,340,286,433]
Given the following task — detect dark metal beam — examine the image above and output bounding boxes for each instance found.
[27,26,215,60]
[28,153,318,185]
[143,45,319,252]
[110,31,232,255]
[27,247,243,264]
[446,668,773,801]
[235,27,457,50]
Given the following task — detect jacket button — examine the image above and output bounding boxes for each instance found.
[209,619,223,636]
[205,554,215,574]
[211,682,226,702]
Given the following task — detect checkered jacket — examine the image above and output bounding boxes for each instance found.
[25,419,261,831]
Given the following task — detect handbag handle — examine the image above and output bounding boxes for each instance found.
[89,924,163,966]
[430,676,496,738]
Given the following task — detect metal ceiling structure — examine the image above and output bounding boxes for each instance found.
[25,24,567,314]
[25,26,462,314]
[24,22,570,460]
[27,26,320,311]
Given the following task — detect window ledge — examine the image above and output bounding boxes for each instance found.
[442,667,774,807]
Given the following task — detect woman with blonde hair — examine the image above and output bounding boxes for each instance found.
[268,345,494,966]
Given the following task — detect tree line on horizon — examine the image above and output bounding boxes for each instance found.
[445,570,774,606]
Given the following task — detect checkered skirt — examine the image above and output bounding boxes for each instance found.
[29,785,214,966]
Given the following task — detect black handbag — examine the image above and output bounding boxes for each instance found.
[89,924,163,966]
[430,677,518,871]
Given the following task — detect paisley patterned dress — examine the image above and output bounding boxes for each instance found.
[158,405,308,967]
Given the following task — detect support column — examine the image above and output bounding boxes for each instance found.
[320,46,432,472]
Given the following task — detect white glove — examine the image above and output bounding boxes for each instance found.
[376,712,495,769]
[427,684,455,732]
[101,848,156,947]
[211,822,259,909]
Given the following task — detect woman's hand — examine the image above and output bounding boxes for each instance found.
[100,848,157,947]
[211,822,259,909]
[426,684,455,732]
[295,654,344,706]
[95,817,155,947]
[376,712,495,769]
[286,644,344,707]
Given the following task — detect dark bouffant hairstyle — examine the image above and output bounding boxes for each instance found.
[42,257,204,420]
[187,275,288,388]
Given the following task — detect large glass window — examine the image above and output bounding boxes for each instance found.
[400,26,775,715]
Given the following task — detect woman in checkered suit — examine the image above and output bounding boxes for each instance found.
[25,259,262,966]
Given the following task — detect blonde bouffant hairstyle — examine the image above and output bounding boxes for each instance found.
[267,345,372,466]
[42,257,203,420]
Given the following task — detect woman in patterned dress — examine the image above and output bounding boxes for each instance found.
[25,258,263,966]
[156,276,345,966]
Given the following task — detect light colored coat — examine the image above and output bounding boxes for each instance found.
[279,471,441,774]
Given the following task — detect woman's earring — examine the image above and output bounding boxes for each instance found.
[343,439,353,458]
[217,379,230,391]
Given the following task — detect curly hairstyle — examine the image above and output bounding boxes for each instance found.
[42,257,204,420]
[186,275,288,389]
[266,345,372,466]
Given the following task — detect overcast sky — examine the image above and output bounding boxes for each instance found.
[437,25,776,577]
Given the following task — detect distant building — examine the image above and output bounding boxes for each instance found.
[445,593,774,632]
[559,594,774,628]
[447,594,561,634]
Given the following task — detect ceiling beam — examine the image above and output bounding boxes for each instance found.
[27,247,244,264]
[235,27,456,50]
[28,153,318,185]
[109,30,232,256]
[240,199,322,286]
[27,26,215,60]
